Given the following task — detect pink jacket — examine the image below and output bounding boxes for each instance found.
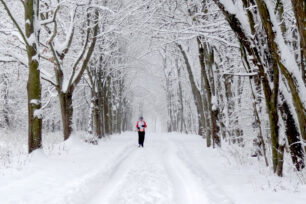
[136,121,147,132]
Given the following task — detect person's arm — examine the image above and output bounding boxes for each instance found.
[136,122,140,130]
[143,121,147,128]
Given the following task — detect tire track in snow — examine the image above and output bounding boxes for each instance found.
[162,136,214,204]
[89,144,140,204]
[57,142,137,204]
[100,136,173,204]
[169,137,235,204]
[161,144,206,203]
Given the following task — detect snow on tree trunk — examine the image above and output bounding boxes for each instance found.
[25,0,42,153]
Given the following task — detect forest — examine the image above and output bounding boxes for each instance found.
[0,0,305,203]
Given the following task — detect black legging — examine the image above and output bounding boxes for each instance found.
[138,131,145,147]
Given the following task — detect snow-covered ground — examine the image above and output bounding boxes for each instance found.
[0,132,305,204]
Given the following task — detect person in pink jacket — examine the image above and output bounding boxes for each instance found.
[136,116,147,147]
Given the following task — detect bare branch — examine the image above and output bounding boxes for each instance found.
[0,0,30,47]
[41,76,58,87]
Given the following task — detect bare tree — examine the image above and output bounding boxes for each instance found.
[0,0,42,153]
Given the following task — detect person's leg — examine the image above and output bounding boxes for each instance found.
[142,132,145,147]
[138,131,141,146]
[140,132,144,147]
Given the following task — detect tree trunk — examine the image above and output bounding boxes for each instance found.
[103,76,111,135]
[290,0,306,66]
[59,91,73,141]
[276,143,285,177]
[97,65,105,136]
[92,90,103,138]
[107,77,113,135]
[25,0,42,153]
[224,75,235,141]
[268,94,280,173]
[178,44,205,136]
[87,103,93,134]
[198,39,220,147]
[103,92,110,135]
[279,96,305,170]
[1,74,10,128]
[176,65,187,133]
[117,82,123,134]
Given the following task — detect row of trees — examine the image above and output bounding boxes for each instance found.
[86,40,133,138]
[0,0,137,152]
[150,0,305,177]
[0,0,305,177]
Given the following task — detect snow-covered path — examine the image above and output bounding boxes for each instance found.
[0,132,305,204]
[90,134,232,204]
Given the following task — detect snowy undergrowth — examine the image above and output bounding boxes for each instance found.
[0,129,98,171]
[0,129,28,171]
[217,136,306,193]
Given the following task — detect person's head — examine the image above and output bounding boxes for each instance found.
[139,116,144,121]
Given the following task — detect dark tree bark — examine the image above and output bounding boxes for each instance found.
[103,75,112,135]
[92,90,103,138]
[290,0,306,84]
[24,0,42,153]
[1,74,10,128]
[59,90,73,140]
[197,39,221,147]
[279,96,305,171]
